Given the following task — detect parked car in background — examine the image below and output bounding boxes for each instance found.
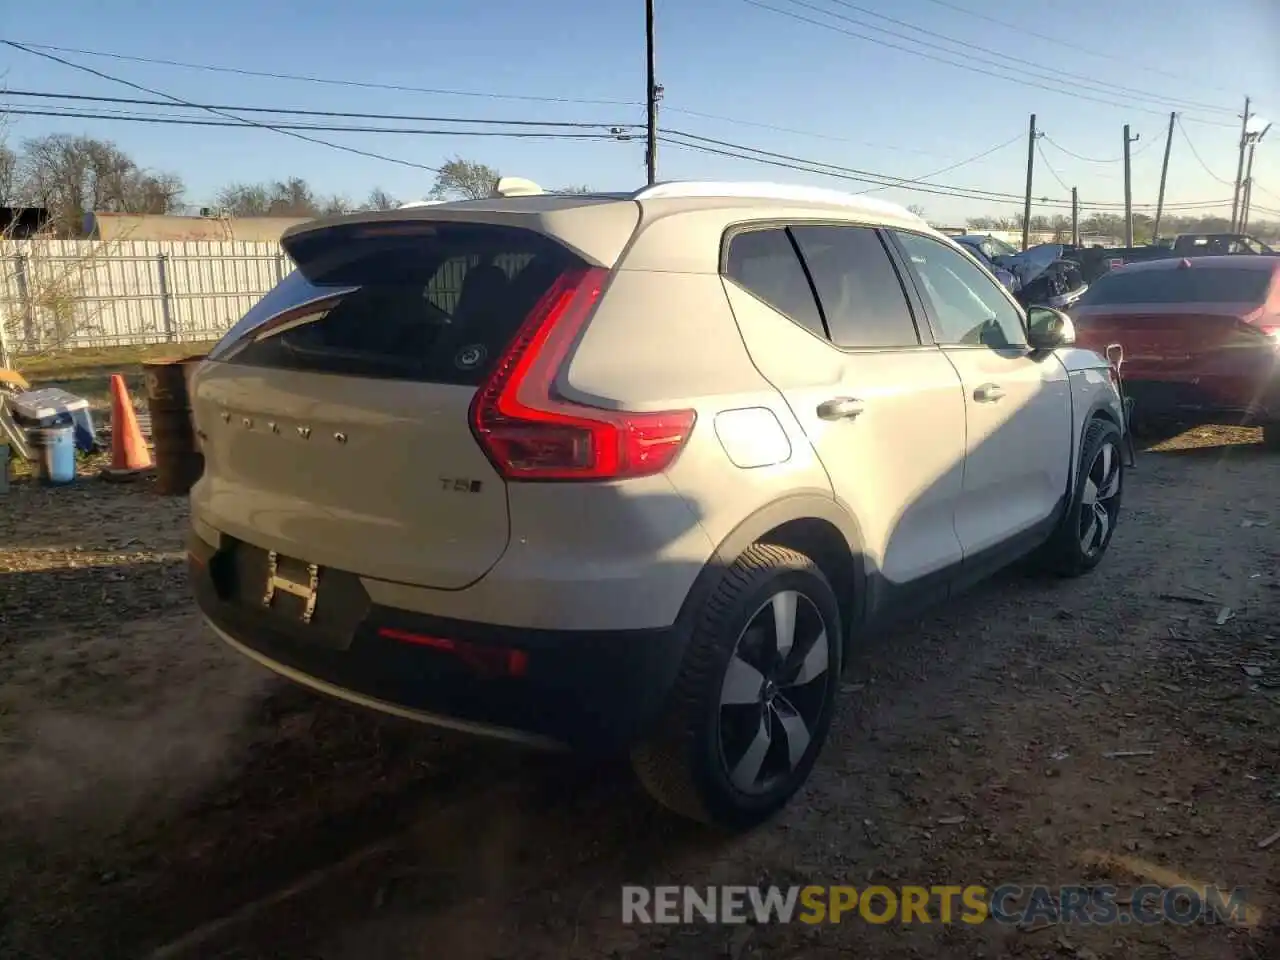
[955,235,1088,310]
[953,235,1021,294]
[1070,256,1280,447]
[188,179,1127,830]
[1071,233,1279,284]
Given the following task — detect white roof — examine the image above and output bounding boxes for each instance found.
[397,200,449,209]
[631,180,925,224]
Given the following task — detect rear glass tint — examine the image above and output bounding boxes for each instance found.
[1077,266,1273,307]
[214,221,582,385]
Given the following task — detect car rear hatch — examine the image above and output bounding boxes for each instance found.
[192,205,637,589]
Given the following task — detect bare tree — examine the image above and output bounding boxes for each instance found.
[362,187,399,210]
[0,143,17,206]
[906,203,926,219]
[18,134,184,235]
[555,184,596,195]
[429,156,499,200]
[216,177,344,217]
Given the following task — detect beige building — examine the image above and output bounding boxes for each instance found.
[85,212,312,243]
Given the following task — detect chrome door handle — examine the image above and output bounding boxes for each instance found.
[816,397,865,421]
[973,383,1005,403]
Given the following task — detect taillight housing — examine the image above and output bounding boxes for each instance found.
[469,265,696,481]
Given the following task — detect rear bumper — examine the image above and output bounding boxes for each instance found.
[189,531,691,753]
[1124,372,1280,421]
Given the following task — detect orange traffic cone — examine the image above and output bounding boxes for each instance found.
[103,374,152,478]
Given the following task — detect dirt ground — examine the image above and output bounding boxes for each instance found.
[1,424,1278,960]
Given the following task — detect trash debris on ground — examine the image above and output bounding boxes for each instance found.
[1216,606,1235,625]
[1103,750,1156,759]
[1258,828,1280,850]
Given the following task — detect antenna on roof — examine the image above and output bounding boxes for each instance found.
[491,176,544,198]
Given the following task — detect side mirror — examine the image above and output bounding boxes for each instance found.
[1026,306,1076,350]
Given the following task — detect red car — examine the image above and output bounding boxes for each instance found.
[1071,255,1280,447]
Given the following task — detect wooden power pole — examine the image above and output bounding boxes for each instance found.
[1022,114,1036,252]
[645,0,659,185]
[1152,112,1176,242]
[1231,97,1251,232]
[1122,125,1138,247]
[1071,187,1080,247]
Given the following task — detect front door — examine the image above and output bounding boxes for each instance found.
[888,231,1072,567]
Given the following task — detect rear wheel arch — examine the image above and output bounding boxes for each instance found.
[704,495,866,658]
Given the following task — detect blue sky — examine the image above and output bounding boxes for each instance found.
[3,0,1277,224]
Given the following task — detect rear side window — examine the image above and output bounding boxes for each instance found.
[1078,266,1274,306]
[724,228,826,339]
[214,221,581,386]
[789,225,919,348]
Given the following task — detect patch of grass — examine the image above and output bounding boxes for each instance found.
[11,342,219,411]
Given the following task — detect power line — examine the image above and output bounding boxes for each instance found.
[815,0,1236,116]
[1041,136,1123,165]
[740,0,1239,127]
[2,40,444,172]
[1176,116,1236,186]
[3,40,639,107]
[855,134,1023,194]
[661,128,1230,210]
[1036,143,1072,194]
[916,0,1242,96]
[2,107,630,139]
[4,89,639,130]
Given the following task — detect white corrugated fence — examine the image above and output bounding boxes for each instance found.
[0,239,291,354]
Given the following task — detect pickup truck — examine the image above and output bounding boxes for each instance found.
[1069,233,1277,283]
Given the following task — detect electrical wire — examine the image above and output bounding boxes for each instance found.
[855,134,1023,194]
[3,40,639,107]
[1176,116,1237,186]
[2,107,630,139]
[813,0,1236,116]
[2,40,445,172]
[1036,142,1072,194]
[1042,136,1123,165]
[739,0,1239,127]
[916,0,1243,96]
[660,128,1231,210]
[3,89,640,130]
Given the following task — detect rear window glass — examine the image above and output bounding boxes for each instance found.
[213,221,582,385]
[1077,266,1273,307]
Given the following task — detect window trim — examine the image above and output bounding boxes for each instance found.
[885,228,1030,351]
[720,218,935,354]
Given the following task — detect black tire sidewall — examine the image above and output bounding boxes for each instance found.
[690,563,842,828]
[1064,419,1124,571]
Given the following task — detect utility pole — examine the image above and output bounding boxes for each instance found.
[1021,113,1036,251]
[1240,138,1258,233]
[1152,111,1176,242]
[1230,97,1251,232]
[645,0,659,185]
[1071,187,1080,247]
[1122,125,1139,247]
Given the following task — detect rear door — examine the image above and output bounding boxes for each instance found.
[192,220,585,589]
[722,223,967,605]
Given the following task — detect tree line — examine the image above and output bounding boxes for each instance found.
[1,133,1270,241]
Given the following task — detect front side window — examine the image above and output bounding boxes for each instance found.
[892,232,1026,348]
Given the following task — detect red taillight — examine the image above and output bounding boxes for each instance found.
[378,627,528,678]
[469,265,696,481]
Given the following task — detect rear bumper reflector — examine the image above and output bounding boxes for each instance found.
[377,626,529,679]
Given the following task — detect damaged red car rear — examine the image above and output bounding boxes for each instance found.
[1071,256,1280,447]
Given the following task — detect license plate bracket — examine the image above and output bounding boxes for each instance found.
[262,551,321,624]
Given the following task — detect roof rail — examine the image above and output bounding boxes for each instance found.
[630,181,925,222]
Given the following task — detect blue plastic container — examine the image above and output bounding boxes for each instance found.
[29,425,77,485]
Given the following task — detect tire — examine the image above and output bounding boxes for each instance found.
[1038,417,1124,577]
[630,544,842,830]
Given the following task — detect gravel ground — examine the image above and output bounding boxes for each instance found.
[0,425,1278,960]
